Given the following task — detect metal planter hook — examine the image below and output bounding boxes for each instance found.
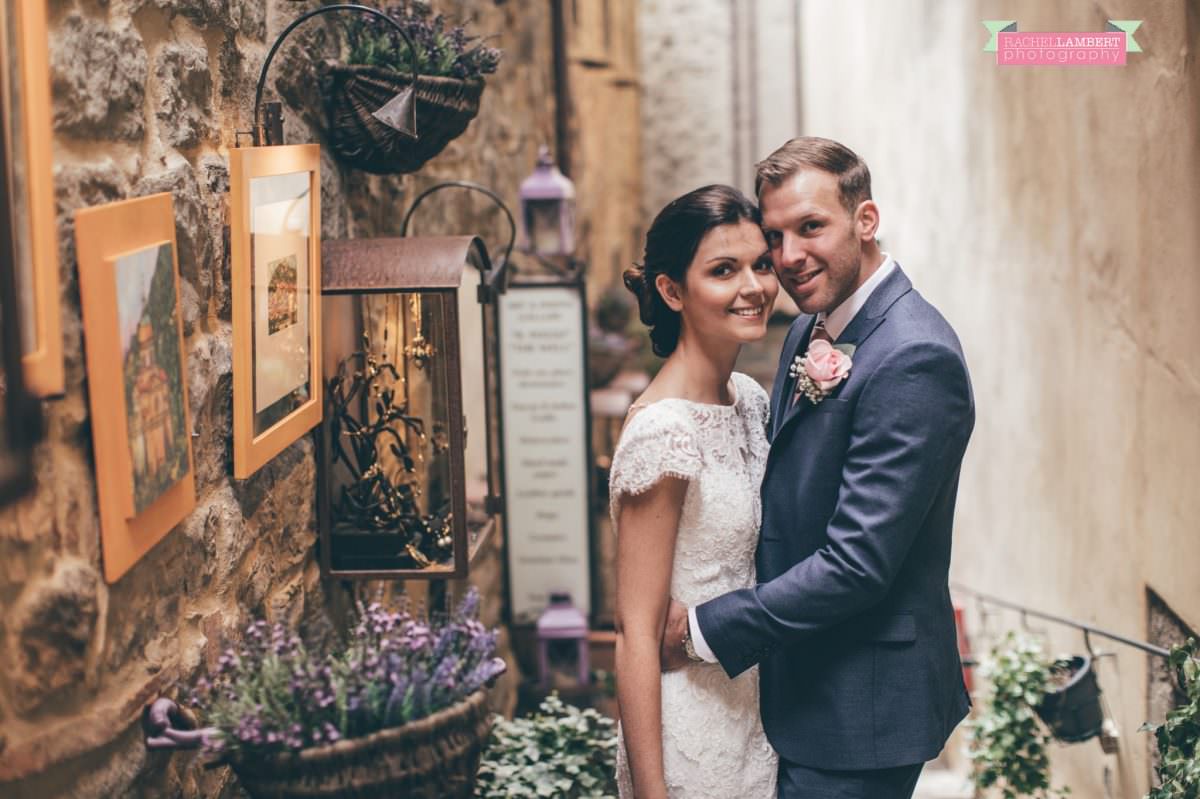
[253,4,421,146]
[400,181,516,295]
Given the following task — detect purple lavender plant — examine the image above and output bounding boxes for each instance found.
[345,1,502,80]
[190,588,504,756]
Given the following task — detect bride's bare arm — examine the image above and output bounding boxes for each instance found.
[614,476,687,799]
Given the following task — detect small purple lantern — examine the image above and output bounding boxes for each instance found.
[536,591,590,687]
[518,146,576,258]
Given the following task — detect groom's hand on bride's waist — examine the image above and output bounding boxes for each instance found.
[660,599,692,672]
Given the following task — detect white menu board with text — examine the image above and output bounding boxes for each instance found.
[499,286,591,621]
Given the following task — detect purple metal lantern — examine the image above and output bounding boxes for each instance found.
[536,591,590,687]
[518,146,576,258]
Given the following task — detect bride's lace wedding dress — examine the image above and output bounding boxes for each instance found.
[610,371,778,798]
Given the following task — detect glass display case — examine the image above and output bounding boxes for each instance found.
[319,236,503,578]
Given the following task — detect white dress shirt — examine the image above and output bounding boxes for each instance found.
[686,253,896,664]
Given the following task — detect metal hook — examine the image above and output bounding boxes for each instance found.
[1083,629,1113,660]
[1021,609,1050,639]
[975,596,993,640]
[143,697,220,751]
[399,180,517,290]
[251,4,421,146]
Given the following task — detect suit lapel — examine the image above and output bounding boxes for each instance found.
[771,314,816,440]
[774,265,914,437]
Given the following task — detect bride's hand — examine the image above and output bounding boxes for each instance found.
[659,599,691,672]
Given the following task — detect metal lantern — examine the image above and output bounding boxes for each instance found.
[536,591,590,688]
[518,146,576,258]
[318,236,504,579]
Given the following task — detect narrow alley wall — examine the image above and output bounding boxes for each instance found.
[639,0,801,223]
[797,2,1200,796]
[0,1,560,796]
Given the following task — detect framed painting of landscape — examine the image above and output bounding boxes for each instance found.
[75,193,195,583]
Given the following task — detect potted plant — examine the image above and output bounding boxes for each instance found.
[1144,639,1199,799]
[967,631,1071,798]
[475,693,619,798]
[323,1,502,174]
[191,588,506,798]
[1036,654,1105,743]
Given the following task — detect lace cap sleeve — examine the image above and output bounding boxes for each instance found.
[608,403,702,509]
[733,371,771,430]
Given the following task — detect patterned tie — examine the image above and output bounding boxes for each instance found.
[810,319,832,344]
[790,319,832,409]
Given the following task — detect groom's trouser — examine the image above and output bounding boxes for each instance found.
[776,757,923,799]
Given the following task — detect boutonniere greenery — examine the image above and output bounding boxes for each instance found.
[789,340,856,405]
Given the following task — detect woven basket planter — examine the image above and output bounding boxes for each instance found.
[321,62,485,175]
[227,689,492,799]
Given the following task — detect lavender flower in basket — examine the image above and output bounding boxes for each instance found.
[191,587,505,756]
[345,1,502,80]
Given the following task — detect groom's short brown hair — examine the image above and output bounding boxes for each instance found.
[755,137,872,216]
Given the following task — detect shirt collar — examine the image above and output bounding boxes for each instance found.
[819,253,895,340]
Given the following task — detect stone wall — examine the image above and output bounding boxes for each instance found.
[0,1,564,795]
[796,1,1200,796]
[562,0,643,293]
[638,0,801,222]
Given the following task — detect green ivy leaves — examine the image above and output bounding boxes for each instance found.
[475,694,619,799]
[967,632,1070,799]
[1145,639,1200,799]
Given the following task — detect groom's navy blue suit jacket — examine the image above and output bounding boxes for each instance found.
[696,265,974,771]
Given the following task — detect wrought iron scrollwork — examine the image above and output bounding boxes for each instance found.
[327,335,452,567]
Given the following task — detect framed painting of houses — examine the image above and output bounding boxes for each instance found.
[74,193,196,583]
[229,144,322,479]
[1,0,63,396]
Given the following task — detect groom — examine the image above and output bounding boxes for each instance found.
[661,137,975,798]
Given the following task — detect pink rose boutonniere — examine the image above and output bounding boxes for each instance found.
[788,339,855,405]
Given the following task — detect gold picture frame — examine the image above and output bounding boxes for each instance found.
[1,0,63,396]
[74,194,196,583]
[229,144,322,478]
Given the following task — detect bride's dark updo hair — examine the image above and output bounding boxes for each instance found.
[623,185,761,357]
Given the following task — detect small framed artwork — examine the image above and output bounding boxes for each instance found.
[74,193,196,583]
[229,144,322,478]
[1,0,63,396]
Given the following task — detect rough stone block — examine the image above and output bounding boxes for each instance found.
[154,42,213,150]
[151,0,266,40]
[50,14,147,141]
[134,162,213,299]
[187,364,232,496]
[5,558,102,715]
[180,482,248,587]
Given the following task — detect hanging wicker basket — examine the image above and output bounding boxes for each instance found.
[227,689,493,799]
[321,61,485,175]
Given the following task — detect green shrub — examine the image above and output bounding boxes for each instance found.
[1145,639,1200,799]
[476,694,618,799]
[967,631,1070,799]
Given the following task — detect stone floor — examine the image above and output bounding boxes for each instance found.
[913,767,974,799]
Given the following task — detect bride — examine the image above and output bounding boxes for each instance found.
[611,184,780,798]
